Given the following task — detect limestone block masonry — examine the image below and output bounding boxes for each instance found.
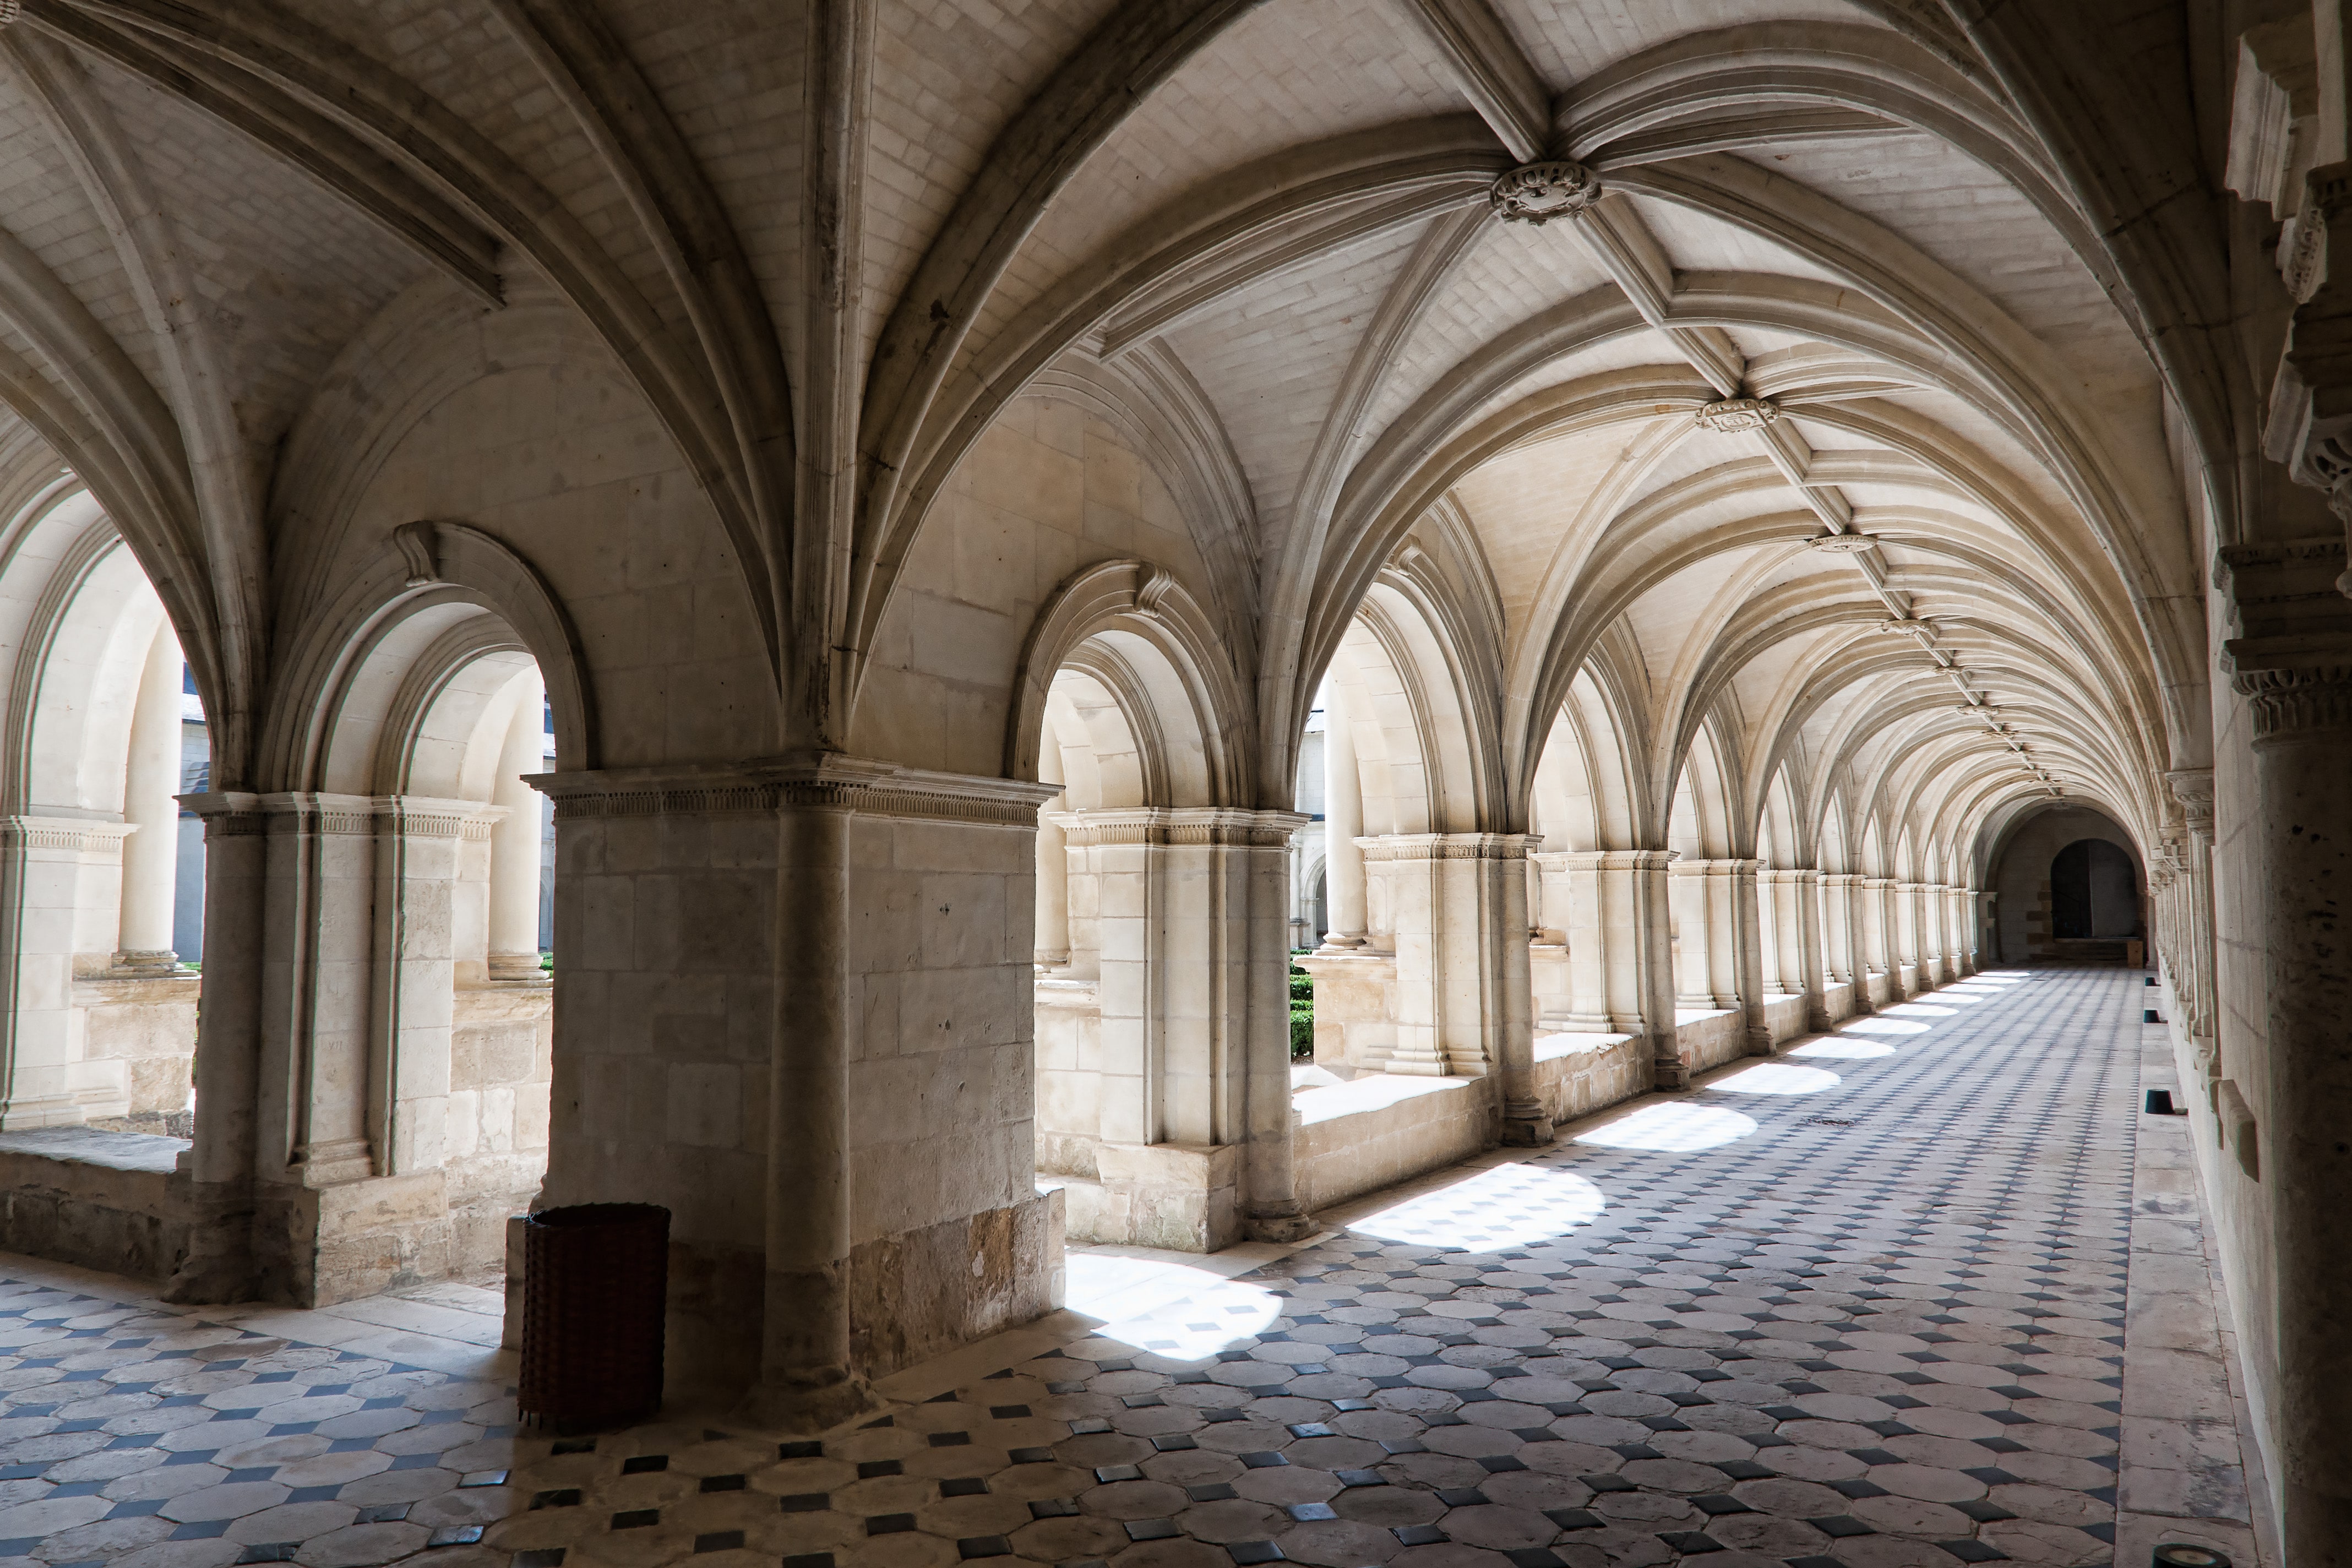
[529,754,1064,1416]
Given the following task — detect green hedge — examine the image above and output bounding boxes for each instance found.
[1289,961,1314,1061]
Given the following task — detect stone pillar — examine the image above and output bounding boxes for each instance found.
[2166,769,2218,1054]
[165,794,265,1303]
[486,680,546,983]
[537,755,1062,1427]
[0,818,134,1128]
[1358,834,1539,1109]
[1564,849,1685,1088]
[1820,872,1855,991]
[1535,852,1610,1031]
[1321,685,1367,946]
[1050,807,1313,1248]
[1827,873,1872,1013]
[1790,869,1833,1030]
[1760,870,1797,993]
[1490,836,1548,1144]
[1859,876,1892,1003]
[116,621,182,973]
[1698,860,1746,1011]
[1893,882,1926,994]
[1725,860,1770,1054]
[1667,860,1711,1005]
[1235,811,1319,1237]
[2215,537,2352,1560]
[1034,729,1070,966]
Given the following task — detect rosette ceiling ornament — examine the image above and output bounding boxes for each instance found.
[1488,160,1602,224]
[1693,396,1782,434]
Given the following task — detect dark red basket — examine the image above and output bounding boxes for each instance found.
[519,1203,668,1430]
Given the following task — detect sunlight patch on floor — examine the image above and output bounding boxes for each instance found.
[1346,1163,1608,1251]
[1706,1063,1841,1096]
[1790,1037,1897,1060]
[1574,1101,1758,1152]
[1063,1251,1283,1361]
[1838,1016,1930,1036]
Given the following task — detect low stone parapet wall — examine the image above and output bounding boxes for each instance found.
[1293,1074,1493,1212]
[1530,1031,1646,1126]
[0,1128,189,1282]
[1676,1007,1746,1074]
[1762,993,1809,1046]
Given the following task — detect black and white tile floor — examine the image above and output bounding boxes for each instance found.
[0,968,2249,1567]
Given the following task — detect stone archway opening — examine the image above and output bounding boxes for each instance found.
[0,498,209,1152]
[2051,838,2138,941]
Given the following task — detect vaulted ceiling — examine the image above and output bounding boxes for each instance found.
[0,0,2226,867]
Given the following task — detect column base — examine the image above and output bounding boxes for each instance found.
[159,1177,255,1304]
[486,951,549,984]
[109,949,178,977]
[1651,1057,1690,1091]
[739,1370,876,1436]
[1744,1024,1774,1056]
[1243,1203,1319,1244]
[1498,1112,1555,1147]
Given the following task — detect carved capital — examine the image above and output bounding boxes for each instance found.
[2164,767,2215,841]
[2229,665,2352,739]
[1488,160,1600,224]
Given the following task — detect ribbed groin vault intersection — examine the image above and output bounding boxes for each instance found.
[0,0,2335,1564]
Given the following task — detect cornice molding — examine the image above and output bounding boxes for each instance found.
[0,814,131,854]
[1359,831,1538,862]
[536,753,1065,828]
[1051,807,1309,848]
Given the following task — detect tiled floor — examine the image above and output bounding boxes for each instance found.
[0,967,2264,1567]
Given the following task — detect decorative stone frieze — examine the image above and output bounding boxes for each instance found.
[1694,396,1780,433]
[1488,160,1600,224]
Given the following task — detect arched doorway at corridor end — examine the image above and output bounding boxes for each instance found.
[1981,804,2146,965]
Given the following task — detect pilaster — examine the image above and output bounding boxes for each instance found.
[0,816,135,1130]
[2214,536,2352,1559]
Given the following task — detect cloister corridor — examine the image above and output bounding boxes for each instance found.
[0,967,2258,1568]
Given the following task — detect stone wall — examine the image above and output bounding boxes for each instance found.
[1528,1031,1647,1126]
[1762,993,1809,1046]
[0,1129,188,1281]
[1678,1008,1747,1075]
[1294,1075,1493,1213]
[79,973,199,1131]
[443,985,552,1276]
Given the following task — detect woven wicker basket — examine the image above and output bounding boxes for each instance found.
[519,1202,668,1431]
